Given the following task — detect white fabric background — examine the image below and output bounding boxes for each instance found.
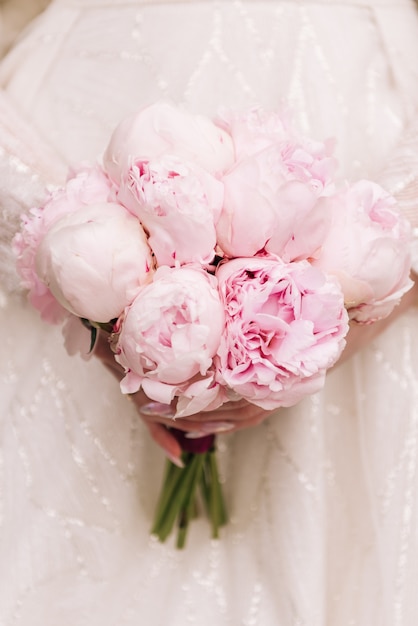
[1,1,418,624]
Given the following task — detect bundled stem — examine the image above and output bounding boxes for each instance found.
[151,431,227,548]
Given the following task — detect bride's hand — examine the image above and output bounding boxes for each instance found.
[335,277,418,367]
[93,330,272,465]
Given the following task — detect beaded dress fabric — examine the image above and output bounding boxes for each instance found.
[1,1,418,624]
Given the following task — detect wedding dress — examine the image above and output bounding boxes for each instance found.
[0,0,51,57]
[1,1,418,624]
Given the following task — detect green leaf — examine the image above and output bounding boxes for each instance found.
[89,326,97,353]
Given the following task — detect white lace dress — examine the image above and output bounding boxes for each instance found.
[1,1,418,624]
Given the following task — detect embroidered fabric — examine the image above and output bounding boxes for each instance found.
[377,117,418,272]
[0,2,418,625]
[0,94,65,296]
[53,0,417,7]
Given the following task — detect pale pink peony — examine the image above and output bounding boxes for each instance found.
[215,107,337,260]
[217,106,296,160]
[215,256,349,409]
[103,102,234,182]
[313,181,413,323]
[117,155,223,266]
[219,106,336,179]
[216,144,334,260]
[13,164,114,323]
[115,265,226,417]
[35,202,153,322]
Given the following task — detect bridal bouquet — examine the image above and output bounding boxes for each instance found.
[14,102,412,547]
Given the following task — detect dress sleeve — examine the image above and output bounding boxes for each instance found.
[377,115,418,228]
[376,114,418,272]
[0,91,66,295]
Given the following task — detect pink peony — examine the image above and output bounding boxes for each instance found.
[117,155,223,266]
[35,202,153,322]
[215,256,349,409]
[216,144,334,260]
[13,165,114,323]
[219,106,336,180]
[115,265,226,417]
[103,101,234,182]
[313,181,413,323]
[217,106,292,160]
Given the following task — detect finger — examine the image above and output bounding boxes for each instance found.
[146,422,184,468]
[93,330,124,375]
[92,330,272,433]
[209,398,250,412]
[139,404,271,433]
[139,414,230,433]
[199,401,270,424]
[101,360,124,381]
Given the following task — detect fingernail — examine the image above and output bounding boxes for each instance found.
[140,402,176,418]
[166,451,185,468]
[185,431,209,439]
[191,421,234,435]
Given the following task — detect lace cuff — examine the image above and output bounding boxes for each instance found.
[0,92,66,295]
[377,115,418,273]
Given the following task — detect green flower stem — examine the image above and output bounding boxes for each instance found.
[175,453,205,548]
[151,462,185,539]
[152,452,203,541]
[151,445,228,548]
[151,459,191,541]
